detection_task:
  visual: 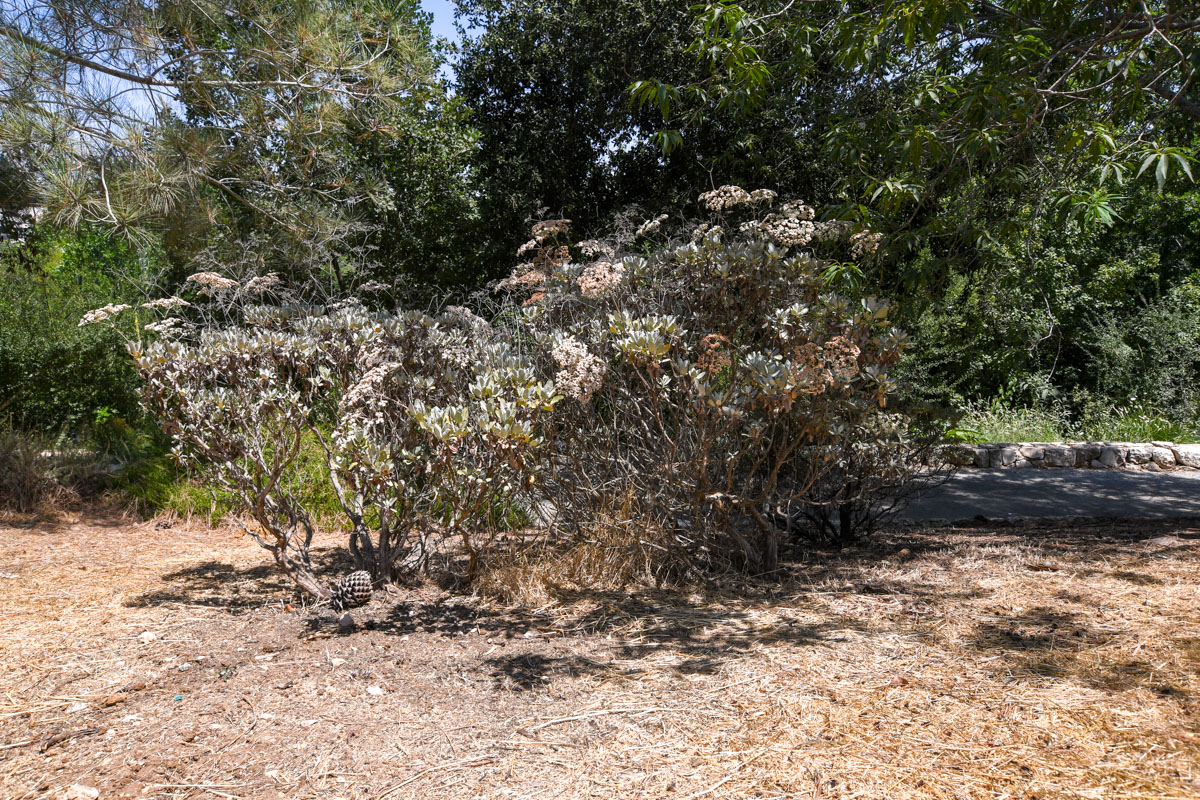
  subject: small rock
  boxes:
[338,613,356,633]
[1150,445,1177,468]
[992,446,1021,467]
[1098,446,1126,468]
[1148,535,1195,548]
[1127,444,1155,465]
[65,785,99,800]
[889,676,910,686]
[1043,446,1074,468]
[66,702,88,714]
[177,663,191,672]
[99,694,126,708]
[367,686,385,696]
[138,631,156,644]
[329,658,346,667]
[1174,444,1200,468]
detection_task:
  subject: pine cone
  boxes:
[331,570,372,610]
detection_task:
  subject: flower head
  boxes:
[185,271,239,296]
[552,336,606,402]
[79,304,131,326]
[577,261,626,299]
[699,185,751,212]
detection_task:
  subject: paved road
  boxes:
[898,468,1200,521]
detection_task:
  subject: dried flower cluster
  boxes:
[577,260,626,299]
[141,297,191,310]
[143,317,184,337]
[552,337,606,402]
[577,239,615,259]
[781,200,816,220]
[635,213,669,238]
[243,273,282,294]
[696,333,732,374]
[184,271,239,295]
[496,267,547,292]
[760,214,817,247]
[531,219,571,242]
[78,303,131,326]
[850,230,884,259]
[699,185,752,212]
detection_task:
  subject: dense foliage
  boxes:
[112,191,924,595]
[0,228,154,431]
[2,0,1200,534]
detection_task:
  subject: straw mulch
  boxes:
[0,510,1197,799]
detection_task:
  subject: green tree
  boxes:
[454,0,840,271]
[0,0,467,282]
[636,1,1199,283]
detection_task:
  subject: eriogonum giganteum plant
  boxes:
[95,271,559,598]
[87,187,917,596]
[494,189,914,572]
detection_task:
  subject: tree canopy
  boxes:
[634,0,1199,282]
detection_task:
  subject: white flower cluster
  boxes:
[576,239,615,259]
[358,279,389,294]
[531,219,571,242]
[443,305,488,329]
[141,297,191,310]
[691,222,723,241]
[144,317,184,337]
[850,230,884,259]
[760,214,816,247]
[577,261,626,299]
[781,200,816,220]
[78,303,131,326]
[750,189,777,203]
[552,336,606,403]
[339,362,398,432]
[516,238,539,257]
[635,214,669,239]
[496,266,547,292]
[185,271,239,296]
[243,273,282,295]
[699,185,751,212]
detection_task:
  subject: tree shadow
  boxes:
[127,546,353,608]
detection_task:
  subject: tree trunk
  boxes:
[273,548,331,600]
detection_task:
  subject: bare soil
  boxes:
[1,511,1198,799]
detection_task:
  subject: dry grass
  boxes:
[1,511,1197,799]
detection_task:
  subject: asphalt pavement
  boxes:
[898,468,1200,521]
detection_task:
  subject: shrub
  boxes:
[0,228,153,432]
[495,189,924,569]
[113,187,926,597]
[0,427,64,513]
[123,281,557,597]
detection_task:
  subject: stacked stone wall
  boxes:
[933,442,1200,471]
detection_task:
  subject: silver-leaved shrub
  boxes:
[108,187,927,597]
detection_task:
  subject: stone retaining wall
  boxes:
[935,442,1200,471]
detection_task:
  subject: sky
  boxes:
[421,0,462,44]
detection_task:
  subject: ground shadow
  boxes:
[127,546,354,608]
